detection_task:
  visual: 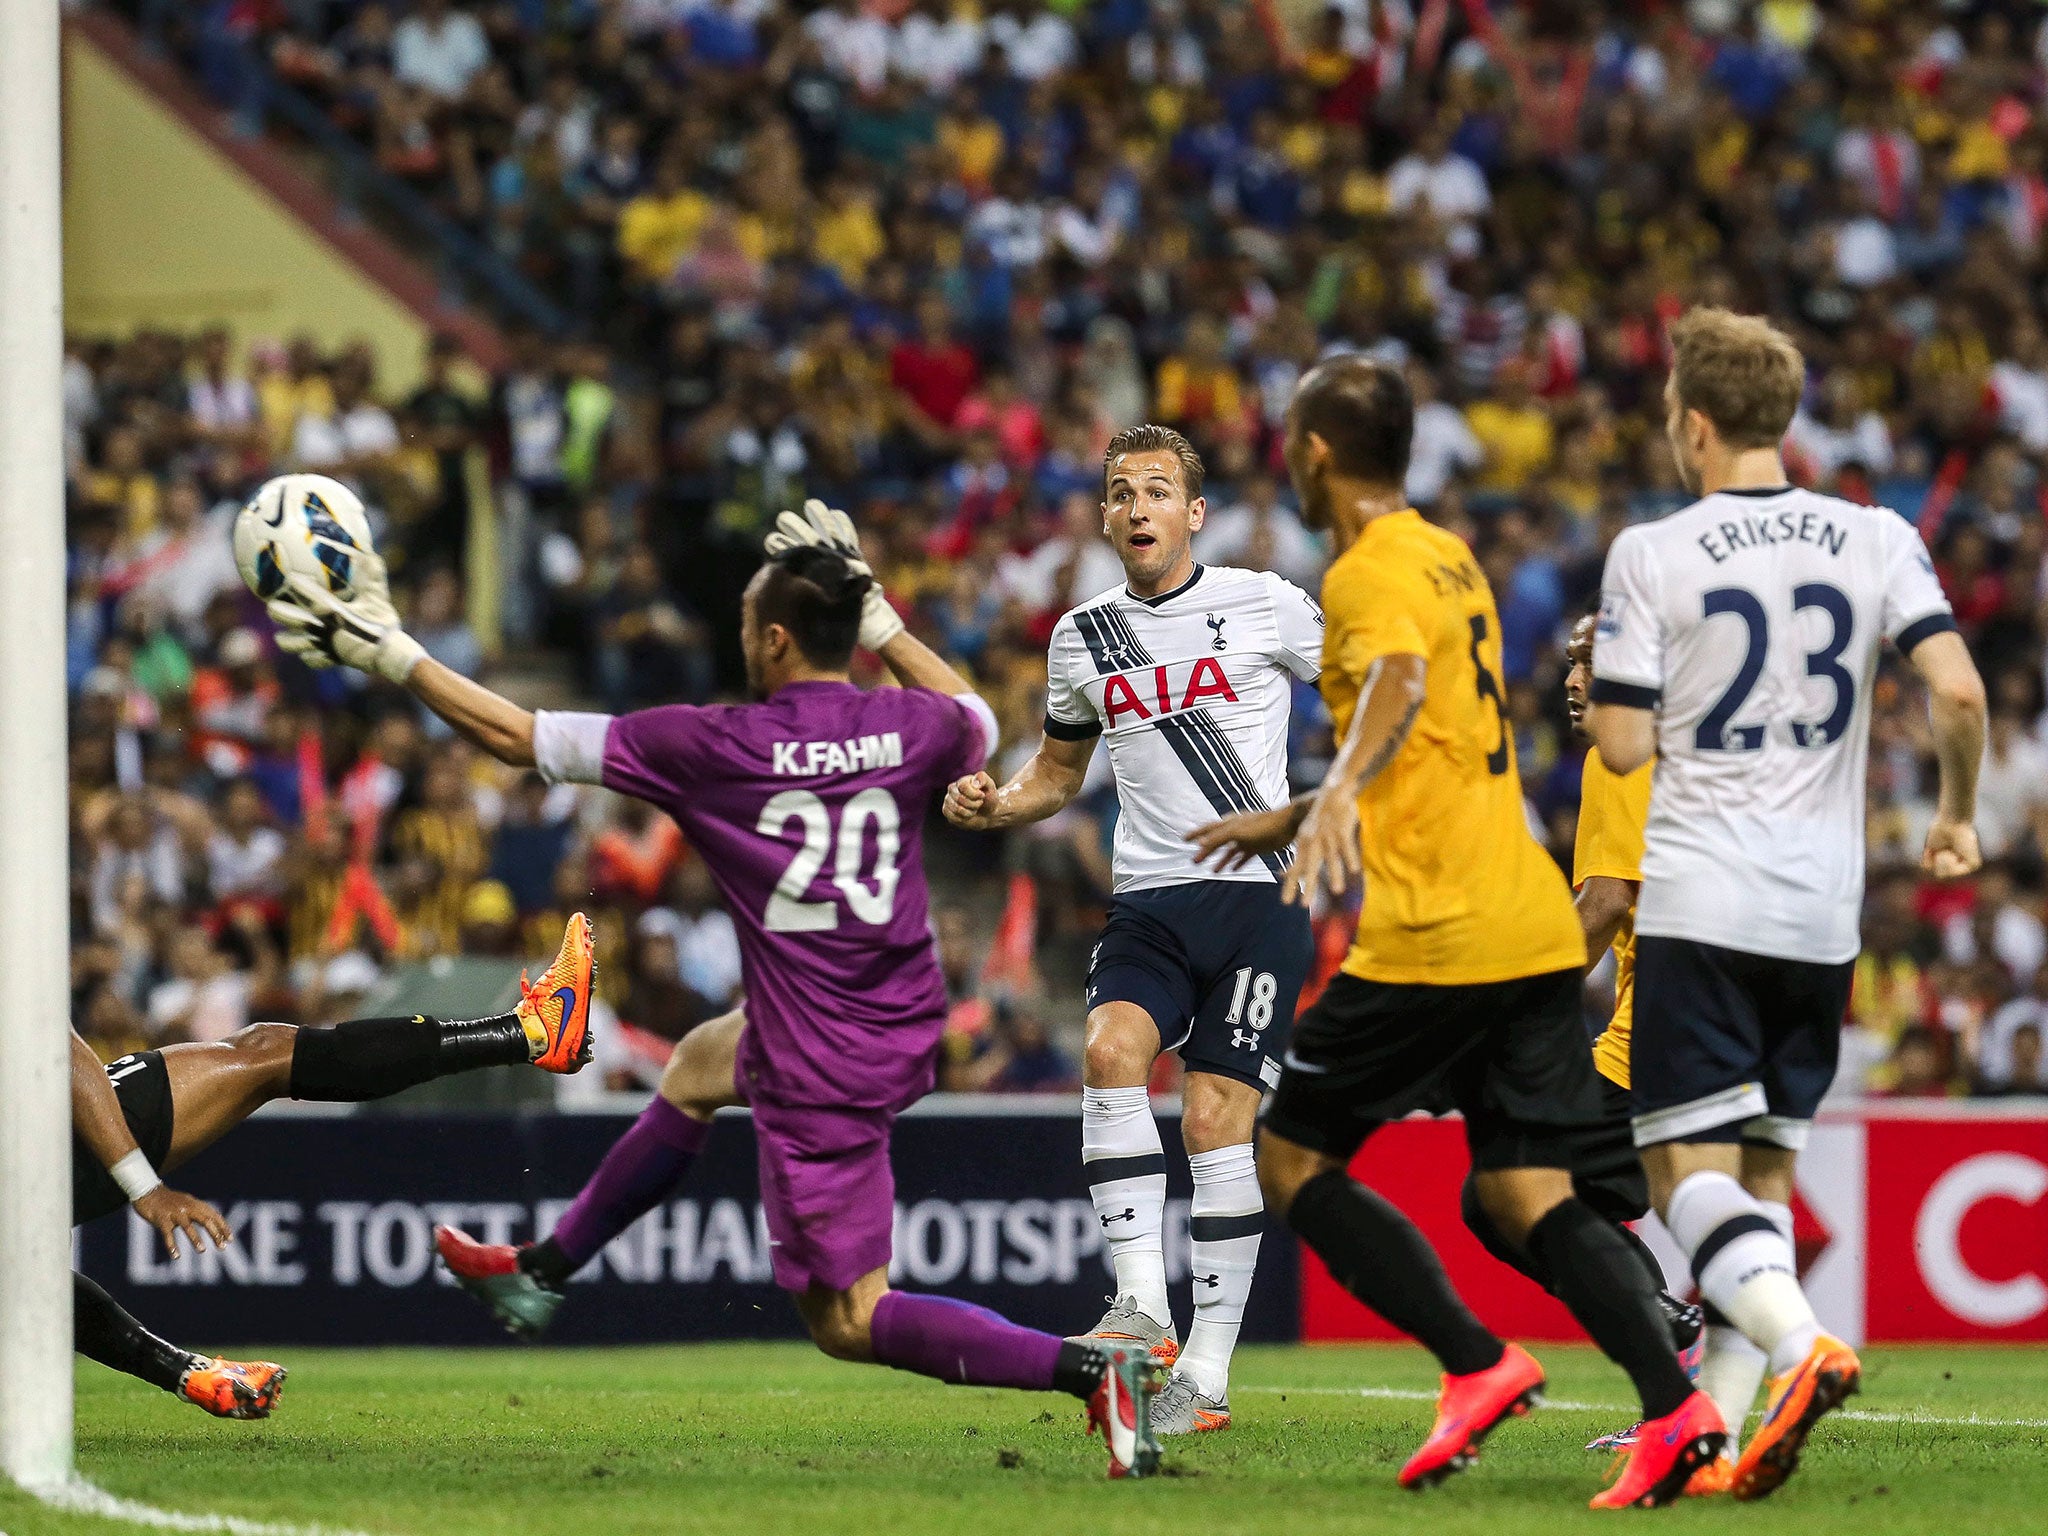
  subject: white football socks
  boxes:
[1668,1171,1820,1378]
[1180,1143,1263,1400]
[1082,1086,1170,1325]
[1697,1323,1768,1447]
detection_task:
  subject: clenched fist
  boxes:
[944,771,1001,830]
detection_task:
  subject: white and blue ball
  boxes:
[232,474,375,605]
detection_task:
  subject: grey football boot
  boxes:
[1069,1293,1179,1365]
[1149,1371,1231,1434]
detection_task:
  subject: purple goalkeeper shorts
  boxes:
[750,1098,897,1294]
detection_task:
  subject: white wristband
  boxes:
[110,1149,162,1203]
[377,629,428,685]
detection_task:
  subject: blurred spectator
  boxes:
[1976,966,2048,1094]
[1975,692,2048,864]
[639,857,744,1018]
[207,777,286,905]
[1874,1024,1959,1099]
[595,544,712,709]
[391,0,487,101]
[1197,470,1324,591]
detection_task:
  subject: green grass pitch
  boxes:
[5,1342,2045,1535]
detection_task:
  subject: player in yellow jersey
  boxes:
[1189,356,1724,1509]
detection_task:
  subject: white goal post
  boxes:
[0,0,76,1491]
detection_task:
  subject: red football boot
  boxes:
[1590,1391,1728,1510]
[1397,1341,1545,1490]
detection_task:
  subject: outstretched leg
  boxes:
[159,915,597,1169]
[158,1012,532,1168]
[73,1271,285,1419]
[520,1009,746,1286]
[803,1269,1165,1478]
[437,1009,747,1337]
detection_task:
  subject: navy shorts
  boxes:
[1086,880,1314,1092]
[1630,936,1855,1151]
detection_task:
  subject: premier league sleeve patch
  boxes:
[1596,590,1629,641]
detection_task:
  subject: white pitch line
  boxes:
[1241,1386,2048,1431]
[25,1478,384,1536]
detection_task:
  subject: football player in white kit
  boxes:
[944,425,1322,1434]
[1590,308,1988,1500]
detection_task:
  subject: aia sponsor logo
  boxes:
[1098,657,1239,728]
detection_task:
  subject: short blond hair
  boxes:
[1668,307,1805,449]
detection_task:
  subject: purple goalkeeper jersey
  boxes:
[597,682,986,1111]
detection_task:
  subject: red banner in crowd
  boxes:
[1299,1106,2048,1346]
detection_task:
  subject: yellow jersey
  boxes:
[1320,511,1585,985]
[1573,749,1652,1090]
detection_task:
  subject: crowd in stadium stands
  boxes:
[72,0,2048,1099]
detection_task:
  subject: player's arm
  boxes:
[263,555,542,767]
[1576,875,1638,967]
[1186,789,1312,872]
[1909,628,1988,878]
[71,1031,232,1259]
[1283,652,1427,905]
[943,732,1095,830]
[1587,530,1663,775]
[405,657,538,767]
[1587,704,1656,777]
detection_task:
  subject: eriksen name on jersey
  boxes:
[771,732,905,776]
[1694,506,1851,564]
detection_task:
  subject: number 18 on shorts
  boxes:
[1084,881,1314,1092]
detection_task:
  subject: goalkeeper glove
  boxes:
[763,498,904,652]
[266,564,426,686]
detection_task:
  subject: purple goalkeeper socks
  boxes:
[545,1096,710,1270]
[869,1291,1067,1392]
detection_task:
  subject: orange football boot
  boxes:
[1731,1334,1861,1500]
[179,1358,287,1419]
[519,912,595,1073]
[1397,1341,1545,1490]
[1686,1453,1738,1497]
[1590,1391,1727,1509]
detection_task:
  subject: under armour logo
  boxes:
[1206,614,1228,651]
[1193,1272,1221,1289]
[1231,1028,1259,1050]
[1100,1208,1137,1227]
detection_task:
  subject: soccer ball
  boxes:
[233,474,376,605]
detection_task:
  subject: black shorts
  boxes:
[72,1050,176,1227]
[1263,967,1605,1170]
[1086,880,1314,1092]
[1573,1076,1651,1224]
[1631,936,1855,1151]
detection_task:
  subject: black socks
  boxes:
[74,1271,199,1394]
[1527,1198,1695,1422]
[1051,1340,1111,1399]
[1460,1175,1703,1355]
[288,1014,531,1102]
[518,1236,574,1291]
[1288,1169,1504,1376]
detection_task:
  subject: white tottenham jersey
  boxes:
[1045,565,1323,892]
[1593,487,1956,964]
